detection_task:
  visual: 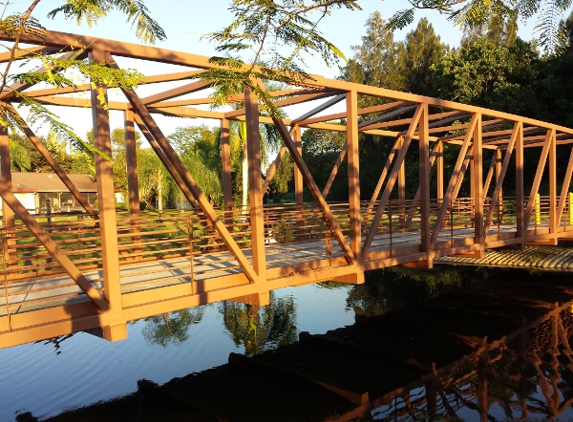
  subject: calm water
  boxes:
[0,283,354,421]
[3,267,573,421]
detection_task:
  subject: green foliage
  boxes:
[0,0,164,158]
[47,0,166,44]
[203,0,361,116]
[385,0,572,53]
[8,138,31,171]
[342,12,406,104]
[266,151,294,200]
[301,127,347,201]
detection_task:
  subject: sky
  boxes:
[5,1,560,140]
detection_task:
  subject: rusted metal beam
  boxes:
[473,113,484,245]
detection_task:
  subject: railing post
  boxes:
[244,86,266,283]
[90,49,125,340]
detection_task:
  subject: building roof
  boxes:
[11,173,98,193]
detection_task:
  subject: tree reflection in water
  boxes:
[142,306,206,347]
[346,267,472,317]
[219,292,297,355]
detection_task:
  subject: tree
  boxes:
[203,0,361,116]
[0,1,166,153]
[402,17,447,96]
[386,0,572,53]
[342,11,406,106]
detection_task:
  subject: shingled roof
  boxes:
[11,173,97,193]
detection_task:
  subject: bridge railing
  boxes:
[0,202,348,315]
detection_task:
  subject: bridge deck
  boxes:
[2,220,571,321]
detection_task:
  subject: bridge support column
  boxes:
[221,118,233,226]
[245,86,266,282]
[419,103,432,262]
[516,123,525,241]
[473,114,484,246]
[347,90,361,257]
[124,110,142,261]
[549,129,557,235]
[294,125,305,236]
[436,141,444,202]
[91,49,122,312]
[0,126,15,265]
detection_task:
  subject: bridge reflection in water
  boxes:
[2,29,573,348]
[25,270,573,422]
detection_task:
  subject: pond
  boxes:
[2,266,573,421]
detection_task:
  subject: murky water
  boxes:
[3,267,573,421]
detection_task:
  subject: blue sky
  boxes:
[24,1,535,78]
[27,1,553,74]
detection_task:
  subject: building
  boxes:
[5,173,99,214]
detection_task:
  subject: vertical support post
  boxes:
[419,103,432,260]
[90,49,122,313]
[124,110,141,260]
[0,126,14,264]
[473,113,484,245]
[244,86,266,282]
[221,118,233,226]
[516,123,524,240]
[495,149,503,201]
[294,125,304,207]
[125,110,140,214]
[346,90,361,258]
[549,131,557,234]
[535,193,541,226]
[398,136,406,226]
[293,125,305,238]
[436,141,444,202]
[569,192,573,226]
